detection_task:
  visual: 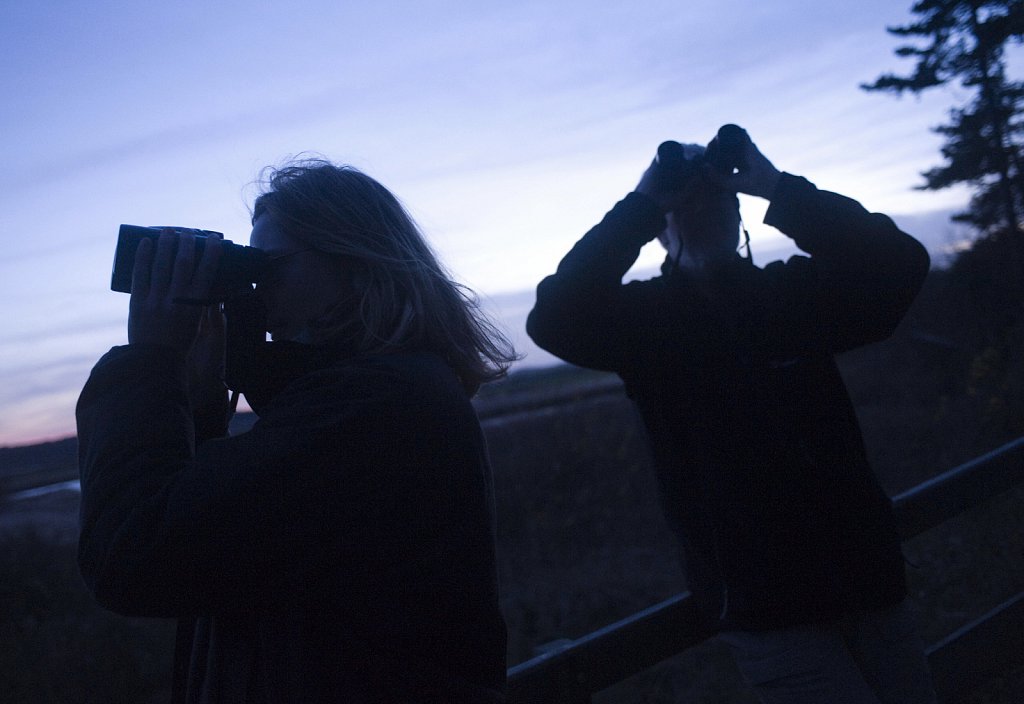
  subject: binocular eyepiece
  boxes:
[110,225,268,300]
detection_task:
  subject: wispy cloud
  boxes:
[0,0,974,444]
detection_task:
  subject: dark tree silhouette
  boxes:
[863,0,1024,235]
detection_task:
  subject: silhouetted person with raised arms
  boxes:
[77,160,515,703]
[527,126,937,703]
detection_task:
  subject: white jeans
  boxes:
[717,601,937,704]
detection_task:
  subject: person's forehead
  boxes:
[250,214,303,253]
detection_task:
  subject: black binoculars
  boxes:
[110,225,267,300]
[109,225,272,392]
[653,124,750,190]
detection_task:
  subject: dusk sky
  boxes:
[1,1,984,446]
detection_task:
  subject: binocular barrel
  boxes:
[111,225,267,299]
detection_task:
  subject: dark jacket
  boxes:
[527,173,930,631]
[76,346,507,703]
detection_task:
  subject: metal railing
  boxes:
[507,436,1024,703]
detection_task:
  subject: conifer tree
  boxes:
[863,0,1024,235]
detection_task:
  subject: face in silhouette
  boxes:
[250,215,350,343]
[659,176,741,266]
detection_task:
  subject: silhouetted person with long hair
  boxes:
[527,126,937,703]
[77,160,515,703]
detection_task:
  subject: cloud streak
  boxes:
[0,0,975,445]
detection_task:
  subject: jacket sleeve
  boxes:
[759,173,931,355]
[76,347,468,617]
[526,192,667,370]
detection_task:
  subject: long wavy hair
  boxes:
[252,159,516,395]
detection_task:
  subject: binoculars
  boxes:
[653,124,750,190]
[110,225,267,300]
[109,225,270,392]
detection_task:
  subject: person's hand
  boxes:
[703,130,782,200]
[128,230,223,356]
[185,297,227,403]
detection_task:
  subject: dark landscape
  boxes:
[2,230,1024,702]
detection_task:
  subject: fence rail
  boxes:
[508,435,1024,703]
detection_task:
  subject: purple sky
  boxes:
[0,1,985,446]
